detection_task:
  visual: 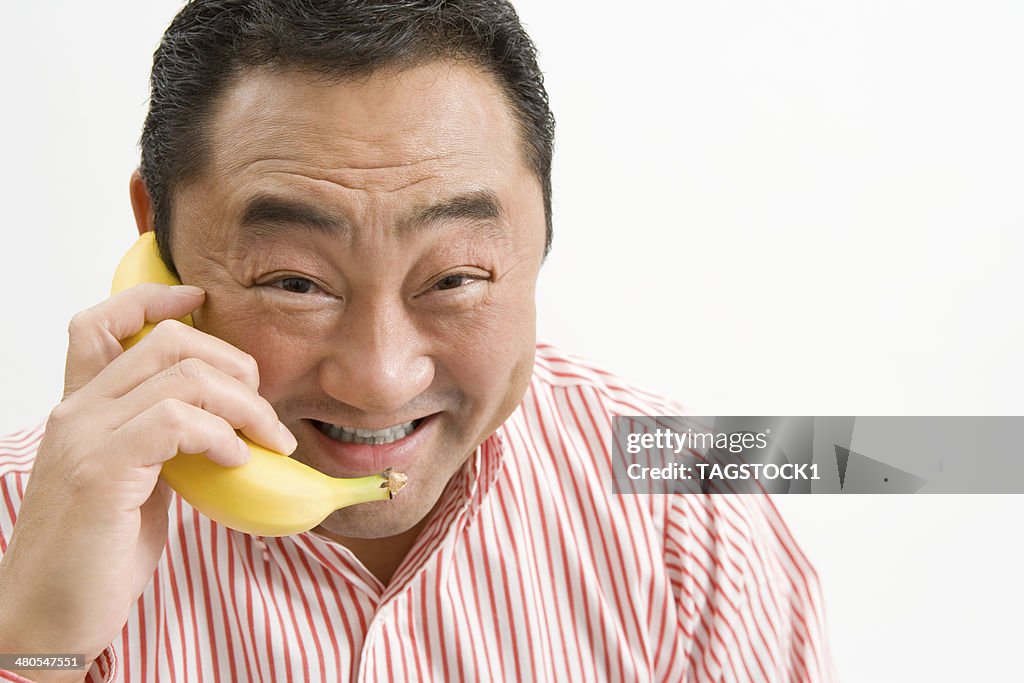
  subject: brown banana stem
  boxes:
[378,467,409,499]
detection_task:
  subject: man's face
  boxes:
[168,61,546,538]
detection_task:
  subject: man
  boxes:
[0,1,835,681]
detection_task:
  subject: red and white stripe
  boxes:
[0,343,836,682]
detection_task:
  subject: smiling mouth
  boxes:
[312,418,427,445]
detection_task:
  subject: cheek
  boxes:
[431,283,537,407]
[192,297,313,399]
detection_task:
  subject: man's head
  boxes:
[140,0,554,265]
[129,0,554,539]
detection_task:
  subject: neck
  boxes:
[328,521,427,585]
[314,501,441,586]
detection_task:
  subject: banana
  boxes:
[110,231,406,536]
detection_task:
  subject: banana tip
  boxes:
[379,467,409,499]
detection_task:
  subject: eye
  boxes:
[433,273,477,291]
[272,276,319,294]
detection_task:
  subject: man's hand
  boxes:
[0,283,297,675]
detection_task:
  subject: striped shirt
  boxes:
[0,343,836,682]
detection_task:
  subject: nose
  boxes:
[317,296,434,416]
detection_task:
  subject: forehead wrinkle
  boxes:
[207,71,510,186]
[224,152,462,195]
[208,77,474,185]
[224,144,458,173]
[297,166,445,195]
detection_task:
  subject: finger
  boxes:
[110,357,296,455]
[78,316,262,401]
[110,398,252,469]
[64,283,206,397]
[137,480,173,562]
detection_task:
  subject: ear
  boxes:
[129,169,155,236]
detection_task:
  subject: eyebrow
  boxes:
[404,189,504,235]
[239,195,349,241]
[237,189,506,242]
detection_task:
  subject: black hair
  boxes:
[140,0,555,267]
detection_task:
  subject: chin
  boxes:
[316,476,443,539]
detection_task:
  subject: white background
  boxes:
[2,1,1022,680]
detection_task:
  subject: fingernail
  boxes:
[171,285,205,296]
[279,422,298,453]
[237,436,251,462]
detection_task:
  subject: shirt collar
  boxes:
[289,421,509,597]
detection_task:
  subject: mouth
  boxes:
[311,417,427,445]
[306,415,435,476]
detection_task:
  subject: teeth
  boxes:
[317,420,417,445]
